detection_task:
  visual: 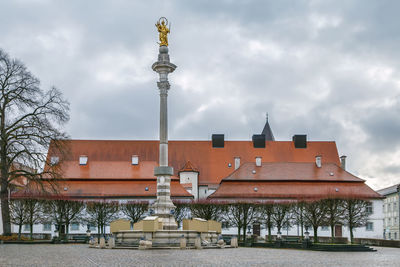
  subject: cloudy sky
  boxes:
[1,0,400,190]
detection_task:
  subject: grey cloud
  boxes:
[1,0,400,189]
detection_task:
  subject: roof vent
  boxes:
[315,155,322,168]
[145,187,149,191]
[234,157,240,170]
[63,187,68,191]
[293,135,307,148]
[255,157,262,167]
[132,155,139,165]
[252,134,266,148]
[228,163,232,167]
[79,155,88,165]
[335,188,339,192]
[254,187,258,192]
[329,172,334,176]
[340,155,347,170]
[50,156,59,166]
[212,134,224,148]
[252,170,256,174]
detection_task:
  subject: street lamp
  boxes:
[304,225,310,240]
[86,224,91,243]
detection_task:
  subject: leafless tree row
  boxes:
[9,198,148,239]
[9,197,371,243]
[174,198,372,244]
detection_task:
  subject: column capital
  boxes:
[157,81,170,95]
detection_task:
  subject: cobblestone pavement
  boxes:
[0,244,399,267]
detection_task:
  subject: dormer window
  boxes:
[79,155,88,165]
[50,156,59,166]
[132,155,139,165]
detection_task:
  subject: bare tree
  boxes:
[189,200,225,221]
[225,202,260,243]
[24,198,43,240]
[303,200,327,243]
[272,203,292,236]
[323,198,345,242]
[292,201,306,240]
[260,203,274,242]
[343,199,370,244]
[9,198,27,240]
[121,201,148,227]
[85,201,119,235]
[63,200,85,234]
[172,200,189,228]
[0,49,69,235]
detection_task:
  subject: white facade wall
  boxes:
[223,199,384,240]
[0,200,3,235]
[12,223,111,238]
[383,193,399,240]
[198,186,215,199]
[179,171,198,200]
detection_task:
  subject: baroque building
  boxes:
[377,184,400,240]
[9,119,384,240]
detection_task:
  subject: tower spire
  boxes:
[262,112,275,141]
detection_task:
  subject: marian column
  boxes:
[151,17,178,230]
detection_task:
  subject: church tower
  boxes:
[261,114,275,141]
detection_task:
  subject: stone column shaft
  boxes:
[151,45,177,230]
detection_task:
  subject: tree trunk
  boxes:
[243,224,247,245]
[30,223,33,240]
[350,226,354,244]
[267,225,272,242]
[300,222,304,240]
[330,224,335,243]
[313,226,318,243]
[1,180,11,236]
[237,227,240,242]
[18,224,22,240]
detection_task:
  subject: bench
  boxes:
[284,237,300,243]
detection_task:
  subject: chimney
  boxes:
[234,157,241,170]
[255,157,262,167]
[315,155,322,168]
[340,155,346,170]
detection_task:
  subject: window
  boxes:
[366,202,373,214]
[23,224,30,231]
[132,155,139,165]
[70,223,80,231]
[389,218,391,226]
[79,155,88,165]
[366,222,373,231]
[89,225,97,231]
[321,226,329,231]
[50,156,59,165]
[388,203,391,212]
[43,223,52,231]
[395,232,398,240]
[389,232,391,239]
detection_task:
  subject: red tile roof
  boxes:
[47,140,341,185]
[179,161,198,173]
[208,181,381,200]
[12,179,193,199]
[209,162,382,200]
[224,162,364,182]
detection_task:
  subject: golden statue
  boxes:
[155,17,170,46]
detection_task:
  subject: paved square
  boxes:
[0,244,399,266]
